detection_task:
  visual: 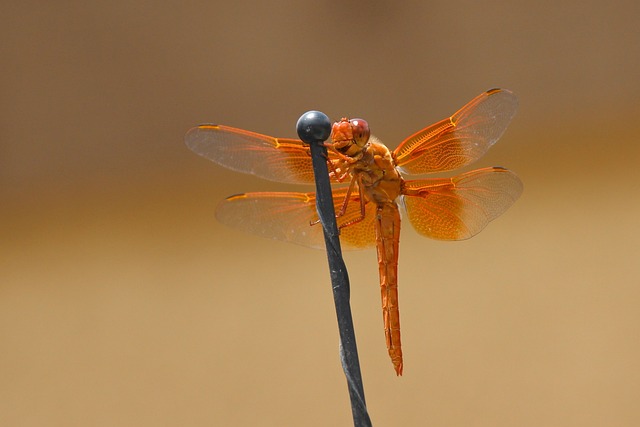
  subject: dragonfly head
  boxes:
[330,117,370,155]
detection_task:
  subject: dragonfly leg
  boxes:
[337,176,367,229]
[326,158,349,183]
[335,176,358,217]
[308,175,366,228]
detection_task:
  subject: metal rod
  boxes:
[297,111,372,427]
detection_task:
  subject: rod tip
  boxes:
[296,110,331,144]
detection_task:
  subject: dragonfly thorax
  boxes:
[355,141,404,204]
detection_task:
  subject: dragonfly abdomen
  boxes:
[374,202,403,375]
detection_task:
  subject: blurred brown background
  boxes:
[2,0,639,425]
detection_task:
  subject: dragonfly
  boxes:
[185,88,523,376]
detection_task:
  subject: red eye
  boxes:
[349,118,370,146]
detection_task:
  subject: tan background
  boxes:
[2,0,639,425]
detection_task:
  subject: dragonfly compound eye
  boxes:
[349,118,370,147]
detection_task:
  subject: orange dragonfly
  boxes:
[185,88,523,376]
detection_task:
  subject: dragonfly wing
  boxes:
[216,187,377,250]
[186,124,340,184]
[393,89,518,174]
[402,167,523,240]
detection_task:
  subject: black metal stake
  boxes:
[296,111,372,427]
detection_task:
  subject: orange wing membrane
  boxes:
[402,167,523,240]
[186,89,523,376]
[185,124,341,184]
[393,89,518,174]
[216,187,378,250]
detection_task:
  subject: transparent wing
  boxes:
[402,167,523,240]
[216,187,377,250]
[185,124,341,184]
[393,89,518,174]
